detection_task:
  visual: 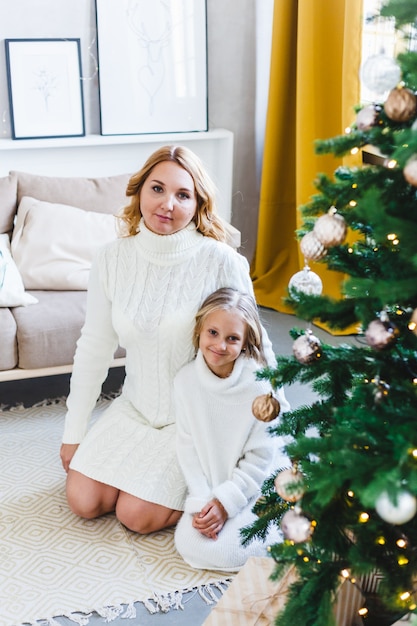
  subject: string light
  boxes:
[349,200,357,207]
[358,607,368,616]
[376,535,386,545]
[396,538,407,548]
[398,555,409,565]
[359,512,370,523]
[351,147,359,155]
[400,591,411,601]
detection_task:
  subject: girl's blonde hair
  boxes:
[193,287,267,366]
[118,145,227,241]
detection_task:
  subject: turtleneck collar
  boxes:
[195,348,259,399]
[135,218,203,264]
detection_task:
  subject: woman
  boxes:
[60,145,288,534]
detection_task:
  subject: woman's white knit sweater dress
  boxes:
[174,350,285,571]
[63,220,286,511]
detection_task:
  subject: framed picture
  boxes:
[95,0,208,135]
[5,39,85,140]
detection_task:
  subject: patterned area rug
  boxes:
[0,397,231,626]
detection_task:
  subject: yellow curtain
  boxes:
[251,0,363,315]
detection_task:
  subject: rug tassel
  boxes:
[198,585,216,605]
[142,598,159,614]
[65,612,92,625]
[95,605,124,622]
[170,590,184,610]
[121,602,136,619]
[152,593,171,613]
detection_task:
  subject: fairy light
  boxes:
[408,321,417,331]
[348,247,354,253]
[387,233,400,245]
[347,490,355,498]
[351,147,359,155]
[352,183,358,189]
[400,591,411,601]
[396,538,407,548]
[345,126,352,134]
[341,569,350,579]
[349,200,357,207]
[376,536,386,545]
[358,607,368,616]
[398,555,409,565]
[359,512,370,523]
[411,449,417,458]
[386,159,397,168]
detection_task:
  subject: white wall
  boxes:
[0,0,260,260]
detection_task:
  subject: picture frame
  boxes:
[95,0,208,135]
[5,39,85,140]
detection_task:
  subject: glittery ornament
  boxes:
[356,105,379,131]
[252,392,280,423]
[365,318,398,350]
[404,156,417,187]
[281,507,314,543]
[288,264,323,298]
[293,330,322,364]
[274,467,305,503]
[300,231,327,262]
[384,86,417,123]
[375,490,417,525]
[360,53,401,95]
[313,208,347,247]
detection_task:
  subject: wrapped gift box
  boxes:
[203,556,365,626]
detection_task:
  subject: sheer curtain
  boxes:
[251,0,363,314]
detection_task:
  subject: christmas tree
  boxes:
[244,1,417,625]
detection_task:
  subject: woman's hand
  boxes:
[192,498,228,540]
[60,443,79,473]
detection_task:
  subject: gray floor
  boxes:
[1,308,354,625]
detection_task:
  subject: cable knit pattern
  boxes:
[174,351,286,570]
[62,220,279,510]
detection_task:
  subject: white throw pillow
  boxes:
[0,234,38,307]
[11,197,118,290]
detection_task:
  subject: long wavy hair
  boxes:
[117,145,227,241]
[193,287,267,366]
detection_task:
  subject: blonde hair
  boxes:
[118,145,227,241]
[193,288,267,365]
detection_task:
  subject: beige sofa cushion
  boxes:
[11,197,118,290]
[12,171,131,214]
[0,308,18,370]
[0,234,38,307]
[12,290,125,370]
[0,173,18,235]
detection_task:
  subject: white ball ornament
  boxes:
[360,53,401,96]
[365,319,398,350]
[300,231,327,262]
[288,264,323,299]
[281,507,314,543]
[313,208,347,247]
[375,490,417,525]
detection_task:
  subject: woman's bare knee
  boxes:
[116,493,182,533]
[66,470,118,519]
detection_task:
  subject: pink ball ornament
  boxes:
[281,507,314,543]
[274,468,305,503]
[404,156,417,187]
[356,105,378,131]
[300,232,326,262]
[313,209,347,247]
[365,319,398,350]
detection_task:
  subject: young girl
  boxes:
[174,287,287,571]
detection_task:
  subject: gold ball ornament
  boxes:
[365,319,398,350]
[384,86,417,123]
[281,507,314,543]
[274,467,305,503]
[293,330,322,364]
[300,231,327,262]
[252,392,280,422]
[404,157,417,187]
[313,208,347,247]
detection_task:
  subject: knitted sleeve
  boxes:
[62,247,120,443]
[211,420,276,519]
